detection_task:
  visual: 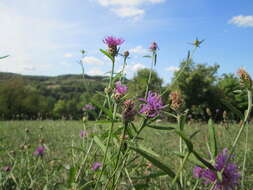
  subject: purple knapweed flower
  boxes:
[82,104,95,111]
[139,91,164,118]
[2,166,12,172]
[33,146,46,157]
[103,36,124,48]
[80,130,87,138]
[114,81,128,97]
[193,148,240,190]
[149,42,158,52]
[91,162,102,171]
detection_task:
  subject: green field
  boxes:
[0,120,252,189]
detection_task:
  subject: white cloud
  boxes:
[166,66,179,72]
[111,7,144,18]
[126,63,146,72]
[229,15,253,27]
[82,56,105,65]
[64,53,73,58]
[97,0,165,19]
[129,45,147,55]
[87,68,104,76]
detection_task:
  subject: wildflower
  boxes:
[169,91,183,111]
[122,100,136,123]
[80,130,87,138]
[114,81,128,100]
[91,162,102,171]
[2,166,11,172]
[237,68,252,90]
[103,36,124,57]
[140,91,164,118]
[149,42,158,52]
[33,146,46,157]
[123,51,130,58]
[82,104,95,111]
[193,148,240,190]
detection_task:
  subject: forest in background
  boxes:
[0,59,248,121]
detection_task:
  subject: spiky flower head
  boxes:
[140,91,164,118]
[122,99,137,123]
[193,148,240,190]
[114,81,128,100]
[149,42,158,52]
[82,104,95,111]
[103,36,124,57]
[237,68,252,90]
[80,130,87,138]
[91,162,102,171]
[33,146,46,157]
[169,91,183,111]
[2,166,12,172]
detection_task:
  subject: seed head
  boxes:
[122,100,136,123]
[169,91,183,111]
[237,68,252,90]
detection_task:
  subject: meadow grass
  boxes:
[0,120,252,189]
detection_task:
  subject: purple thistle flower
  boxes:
[82,104,95,111]
[114,81,128,96]
[33,146,46,157]
[193,148,240,190]
[139,91,164,118]
[2,166,12,172]
[79,130,87,138]
[103,36,124,48]
[149,42,158,52]
[91,162,102,171]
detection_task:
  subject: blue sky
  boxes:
[0,0,253,84]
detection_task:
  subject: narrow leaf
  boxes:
[208,119,217,158]
[100,49,114,62]
[147,125,175,131]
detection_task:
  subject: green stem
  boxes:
[94,103,117,190]
[242,121,249,188]
[145,52,155,99]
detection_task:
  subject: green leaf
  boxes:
[189,130,201,139]
[67,167,76,187]
[192,151,216,171]
[154,53,157,66]
[0,55,9,59]
[173,152,205,168]
[129,146,179,185]
[146,124,175,131]
[138,144,160,157]
[174,130,193,152]
[208,119,217,158]
[221,98,244,120]
[100,49,114,62]
[143,55,152,58]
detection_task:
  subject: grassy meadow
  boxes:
[0,120,252,189]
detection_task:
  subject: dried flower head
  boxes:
[33,146,46,157]
[237,68,252,90]
[122,99,136,122]
[149,42,158,52]
[169,91,183,111]
[193,148,240,190]
[103,36,124,57]
[140,91,164,118]
[91,162,102,171]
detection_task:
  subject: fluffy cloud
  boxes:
[126,63,146,72]
[229,15,253,27]
[166,66,179,72]
[82,56,105,65]
[97,0,165,19]
[129,45,148,55]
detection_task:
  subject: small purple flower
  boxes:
[2,166,12,172]
[114,81,128,96]
[80,130,87,138]
[82,104,95,111]
[149,42,158,52]
[139,91,164,118]
[103,36,124,48]
[193,148,240,190]
[91,162,102,171]
[33,146,46,157]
